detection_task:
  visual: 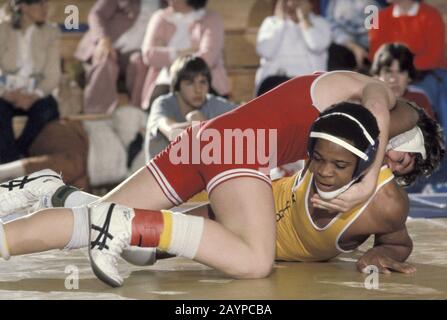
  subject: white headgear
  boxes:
[387,126,426,160]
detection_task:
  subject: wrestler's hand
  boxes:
[310,170,376,213]
[357,248,416,274]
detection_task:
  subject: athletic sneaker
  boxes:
[0,169,65,218]
[88,202,134,288]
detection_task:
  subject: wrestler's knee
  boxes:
[232,252,274,279]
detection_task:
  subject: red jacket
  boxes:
[369,3,447,71]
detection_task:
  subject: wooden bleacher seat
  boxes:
[1,0,271,104]
[47,0,271,103]
[208,0,272,30]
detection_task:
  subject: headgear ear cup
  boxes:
[353,138,379,179]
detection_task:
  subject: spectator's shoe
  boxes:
[88,202,134,288]
[0,169,64,219]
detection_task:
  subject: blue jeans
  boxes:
[0,95,59,164]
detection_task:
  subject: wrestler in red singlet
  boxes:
[147,73,323,205]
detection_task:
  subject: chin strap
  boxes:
[314,179,357,201]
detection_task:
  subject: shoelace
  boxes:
[96,232,130,272]
[108,232,130,258]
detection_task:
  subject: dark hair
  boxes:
[313,102,380,153]
[309,102,380,178]
[395,102,445,187]
[10,0,45,29]
[370,43,417,80]
[256,75,290,97]
[170,55,211,92]
[186,0,208,10]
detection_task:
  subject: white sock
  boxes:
[63,206,89,250]
[64,191,99,208]
[165,213,204,259]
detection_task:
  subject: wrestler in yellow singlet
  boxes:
[188,166,394,262]
[274,166,393,262]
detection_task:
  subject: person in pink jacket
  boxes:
[75,0,160,114]
[140,0,230,110]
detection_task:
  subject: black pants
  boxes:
[0,95,59,164]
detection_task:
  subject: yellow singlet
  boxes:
[274,166,394,262]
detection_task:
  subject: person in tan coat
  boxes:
[0,0,60,164]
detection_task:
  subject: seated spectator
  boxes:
[255,0,331,96]
[0,106,148,191]
[0,0,60,164]
[140,0,230,110]
[324,0,380,72]
[368,0,447,119]
[369,0,446,71]
[370,43,434,118]
[75,0,159,114]
[145,55,235,160]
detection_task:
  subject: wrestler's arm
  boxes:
[313,72,419,137]
[311,72,391,211]
[389,98,420,138]
[356,183,416,274]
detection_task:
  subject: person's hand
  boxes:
[357,248,417,274]
[186,110,207,122]
[345,41,368,69]
[93,37,117,62]
[274,0,288,20]
[2,89,21,104]
[14,92,39,111]
[310,169,377,213]
[176,47,197,57]
[296,0,312,22]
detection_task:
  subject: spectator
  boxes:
[0,106,148,191]
[369,0,447,138]
[324,0,380,72]
[75,0,160,114]
[145,55,235,160]
[369,0,446,71]
[0,0,60,164]
[255,0,331,96]
[370,43,434,118]
[140,0,229,110]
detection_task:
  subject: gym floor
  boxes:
[0,217,446,300]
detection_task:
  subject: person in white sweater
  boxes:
[255,0,331,96]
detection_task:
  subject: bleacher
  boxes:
[4,0,446,105]
[0,0,271,136]
[44,0,272,104]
